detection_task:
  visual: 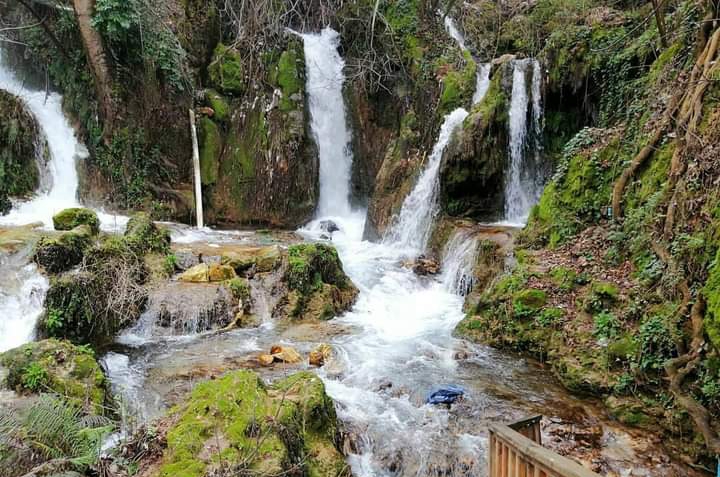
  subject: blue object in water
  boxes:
[426,385,466,405]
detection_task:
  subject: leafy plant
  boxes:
[593,311,620,340]
[21,363,49,392]
[45,308,64,334]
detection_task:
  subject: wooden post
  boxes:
[189,109,204,229]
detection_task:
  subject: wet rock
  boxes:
[149,282,237,333]
[309,343,333,367]
[0,339,106,415]
[270,345,302,364]
[53,208,100,235]
[403,255,440,276]
[145,371,348,477]
[221,244,281,273]
[180,263,236,282]
[258,354,275,366]
[33,225,93,273]
[320,220,340,233]
[173,249,200,271]
[208,263,236,281]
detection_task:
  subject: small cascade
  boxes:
[300,28,354,218]
[440,229,480,296]
[0,49,82,226]
[472,63,492,105]
[386,108,469,253]
[503,58,544,225]
[0,256,49,352]
[443,15,467,51]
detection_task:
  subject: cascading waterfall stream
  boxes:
[301,28,354,218]
[473,63,492,105]
[440,229,480,296]
[503,58,544,225]
[385,108,469,253]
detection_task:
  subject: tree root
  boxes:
[665,296,720,455]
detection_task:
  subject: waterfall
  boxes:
[472,63,491,105]
[503,59,544,225]
[443,15,467,51]
[440,229,480,296]
[386,108,469,253]
[0,49,82,227]
[301,28,354,218]
[0,257,49,352]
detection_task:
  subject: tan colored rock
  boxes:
[180,263,210,282]
[309,343,333,367]
[222,245,281,273]
[270,346,302,364]
[208,263,237,281]
[258,354,275,366]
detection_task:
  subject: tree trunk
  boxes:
[651,0,668,48]
[72,0,115,141]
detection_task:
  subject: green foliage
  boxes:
[536,307,564,327]
[286,244,348,294]
[704,248,720,350]
[21,363,49,392]
[0,395,113,476]
[513,289,547,317]
[198,117,222,186]
[45,308,64,334]
[274,47,303,112]
[205,89,229,122]
[583,281,619,313]
[593,311,620,340]
[124,212,171,255]
[163,254,178,275]
[227,277,251,303]
[637,313,677,373]
[53,208,100,235]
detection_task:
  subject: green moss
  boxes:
[158,370,343,477]
[52,208,100,235]
[208,43,244,94]
[513,289,547,317]
[438,55,477,114]
[198,117,222,186]
[0,339,107,414]
[124,212,171,254]
[704,247,720,349]
[33,225,94,274]
[205,89,229,122]
[275,48,303,112]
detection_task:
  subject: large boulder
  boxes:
[33,225,93,273]
[0,339,107,414]
[124,212,171,254]
[150,370,348,477]
[221,244,282,273]
[0,91,46,214]
[180,263,237,283]
[52,208,100,235]
[275,244,358,321]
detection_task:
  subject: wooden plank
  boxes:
[488,424,601,477]
[490,432,496,477]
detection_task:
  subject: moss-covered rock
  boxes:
[513,289,548,316]
[33,225,93,273]
[124,212,171,255]
[0,90,46,214]
[151,370,348,477]
[0,339,106,414]
[52,208,100,235]
[208,43,245,95]
[198,117,222,186]
[276,244,358,322]
[205,89,230,122]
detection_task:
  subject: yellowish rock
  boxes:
[179,263,210,282]
[271,346,302,364]
[258,354,275,366]
[309,343,333,367]
[208,263,236,281]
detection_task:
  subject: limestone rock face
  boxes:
[0,339,107,415]
[148,371,349,477]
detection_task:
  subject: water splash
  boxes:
[440,229,480,296]
[385,108,469,254]
[301,28,354,218]
[0,256,49,352]
[503,59,545,225]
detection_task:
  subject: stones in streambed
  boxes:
[221,244,282,273]
[139,370,348,477]
[53,207,100,235]
[320,219,340,233]
[0,339,107,415]
[309,343,333,367]
[275,243,358,322]
[258,345,303,366]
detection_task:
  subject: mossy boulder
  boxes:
[152,370,348,477]
[0,90,46,214]
[124,212,171,255]
[40,237,149,346]
[208,43,244,95]
[198,117,222,186]
[276,244,358,322]
[52,208,100,235]
[0,339,106,414]
[513,289,547,317]
[33,225,93,273]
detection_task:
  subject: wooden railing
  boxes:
[489,416,601,477]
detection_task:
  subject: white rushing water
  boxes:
[440,229,480,296]
[443,15,467,51]
[301,28,354,218]
[0,256,49,352]
[503,58,544,225]
[473,63,492,105]
[385,108,469,254]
